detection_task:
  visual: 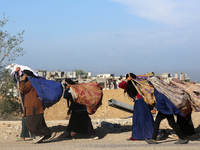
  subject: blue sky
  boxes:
[1,0,200,81]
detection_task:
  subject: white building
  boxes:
[96,74,114,78]
[67,71,76,79]
[161,72,190,84]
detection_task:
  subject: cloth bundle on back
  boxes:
[70,81,103,115]
[171,79,200,112]
[131,79,156,109]
[145,76,189,144]
[21,70,63,108]
[6,63,63,108]
[148,77,189,109]
[28,77,63,108]
[124,72,156,109]
[136,72,155,83]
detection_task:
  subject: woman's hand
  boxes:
[22,74,27,81]
[66,83,71,89]
[126,76,133,81]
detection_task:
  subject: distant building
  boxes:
[87,71,92,78]
[161,73,173,83]
[35,70,66,81]
[161,72,190,83]
[78,73,120,90]
[180,73,190,82]
[96,74,114,78]
[35,70,47,78]
[67,71,76,79]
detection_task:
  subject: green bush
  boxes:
[0,70,21,120]
[0,98,20,120]
[0,15,24,120]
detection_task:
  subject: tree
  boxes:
[0,69,20,120]
[0,14,25,81]
[75,69,88,78]
[0,14,25,120]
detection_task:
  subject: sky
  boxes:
[1,0,200,82]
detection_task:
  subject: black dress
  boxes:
[64,89,95,135]
[177,112,195,136]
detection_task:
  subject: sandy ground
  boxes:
[1,89,200,149]
[44,89,135,120]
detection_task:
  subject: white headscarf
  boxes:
[6,63,39,76]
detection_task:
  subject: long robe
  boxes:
[131,98,154,140]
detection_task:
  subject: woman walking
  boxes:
[118,73,155,140]
[63,78,98,140]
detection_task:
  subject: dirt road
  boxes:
[1,132,200,150]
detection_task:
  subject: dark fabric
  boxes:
[23,70,39,78]
[20,117,30,138]
[126,73,137,79]
[64,89,87,112]
[126,80,138,99]
[64,88,71,108]
[125,73,138,99]
[25,113,51,138]
[131,98,154,140]
[13,71,25,114]
[65,78,76,85]
[177,112,195,136]
[67,111,91,134]
[154,88,184,116]
[13,71,20,83]
[64,89,95,135]
[152,112,184,140]
[87,117,96,135]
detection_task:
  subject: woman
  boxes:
[13,68,35,141]
[20,72,51,144]
[145,77,188,144]
[63,78,98,139]
[118,73,155,140]
[177,100,196,138]
[171,79,196,138]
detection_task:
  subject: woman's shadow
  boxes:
[43,121,132,143]
[158,125,200,143]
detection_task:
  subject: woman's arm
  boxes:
[118,76,133,90]
[19,74,32,94]
[118,81,127,90]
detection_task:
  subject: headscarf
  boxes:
[64,78,76,86]
[6,63,39,76]
[125,73,138,99]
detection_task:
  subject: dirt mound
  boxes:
[44,89,134,120]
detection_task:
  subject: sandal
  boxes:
[15,137,25,141]
[126,137,138,141]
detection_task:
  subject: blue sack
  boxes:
[28,77,63,108]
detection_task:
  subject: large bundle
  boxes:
[184,82,200,93]
[28,77,64,108]
[131,79,156,109]
[171,80,200,112]
[136,72,154,84]
[148,77,189,109]
[70,81,103,115]
[6,63,63,108]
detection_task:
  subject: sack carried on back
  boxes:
[70,81,103,115]
[28,77,64,108]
